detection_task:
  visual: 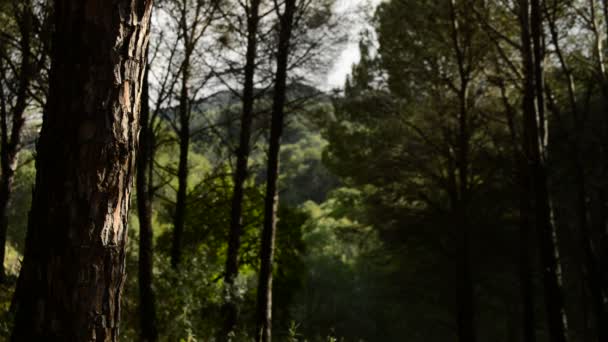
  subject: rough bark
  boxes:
[521,1,569,341]
[11,0,153,340]
[0,2,32,283]
[137,63,158,342]
[255,1,296,341]
[222,0,261,335]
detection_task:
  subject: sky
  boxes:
[325,0,383,89]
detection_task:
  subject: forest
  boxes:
[0,0,608,341]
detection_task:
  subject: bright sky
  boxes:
[325,0,383,89]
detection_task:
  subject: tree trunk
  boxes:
[170,47,191,270]
[255,1,296,341]
[573,164,608,342]
[0,2,32,283]
[446,1,476,338]
[456,212,475,342]
[501,64,537,342]
[521,1,569,341]
[11,0,153,340]
[137,62,158,342]
[519,163,537,342]
[591,189,608,299]
[222,0,261,336]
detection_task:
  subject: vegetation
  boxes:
[1,0,608,341]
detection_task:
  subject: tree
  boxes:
[11,0,153,339]
[137,61,158,342]
[222,0,262,335]
[519,0,569,340]
[0,0,33,283]
[255,0,296,341]
[162,0,220,270]
[542,1,608,340]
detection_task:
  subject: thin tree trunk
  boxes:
[137,62,158,342]
[255,1,296,341]
[574,164,608,342]
[171,47,191,270]
[222,0,261,335]
[11,0,153,340]
[446,1,476,338]
[500,70,537,342]
[591,189,608,297]
[546,5,608,336]
[519,165,537,342]
[0,2,32,283]
[456,223,475,342]
[522,1,569,340]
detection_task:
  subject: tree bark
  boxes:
[255,1,296,341]
[137,62,158,342]
[11,0,153,340]
[521,1,569,341]
[0,2,32,283]
[222,0,261,336]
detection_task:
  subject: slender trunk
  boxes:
[519,160,537,342]
[603,0,608,53]
[548,0,607,335]
[455,68,475,342]
[0,3,32,283]
[255,2,296,341]
[222,0,261,335]
[11,0,152,340]
[522,1,569,340]
[171,49,191,270]
[446,1,476,338]
[591,190,608,296]
[137,63,158,342]
[532,157,569,342]
[501,70,537,342]
[456,223,475,342]
[573,164,608,342]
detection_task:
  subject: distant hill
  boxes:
[160,82,338,206]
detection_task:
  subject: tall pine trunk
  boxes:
[222,0,261,335]
[11,0,153,340]
[255,1,296,341]
[0,2,32,283]
[520,1,569,340]
[171,48,191,270]
[137,62,158,342]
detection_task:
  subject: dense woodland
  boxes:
[0,0,608,341]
